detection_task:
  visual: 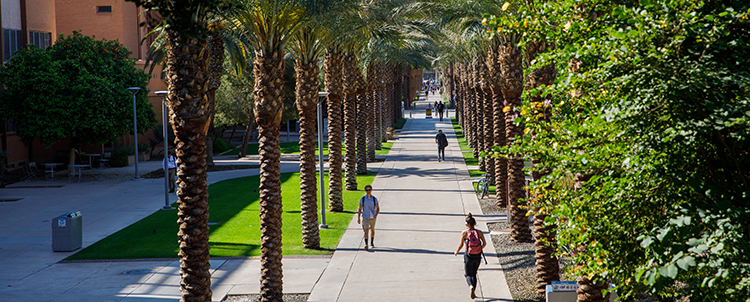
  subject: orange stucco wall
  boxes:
[26,0,57,37]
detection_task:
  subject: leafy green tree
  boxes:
[499,0,750,300]
[0,32,155,164]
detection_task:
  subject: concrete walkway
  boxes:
[0,92,513,302]
[307,94,512,302]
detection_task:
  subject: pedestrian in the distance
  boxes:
[454,213,486,299]
[437,101,445,121]
[435,129,448,162]
[357,185,380,251]
[163,151,177,193]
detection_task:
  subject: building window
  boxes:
[6,119,15,133]
[30,31,52,50]
[97,6,112,13]
[3,28,22,61]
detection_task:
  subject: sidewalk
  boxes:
[306,93,512,301]
[0,92,513,302]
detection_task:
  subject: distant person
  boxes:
[437,101,445,121]
[163,151,177,193]
[357,185,380,251]
[454,213,486,299]
[435,129,448,162]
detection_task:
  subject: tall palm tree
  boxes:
[499,38,532,242]
[343,52,359,190]
[487,41,508,208]
[228,1,307,300]
[355,59,369,174]
[206,30,226,167]
[365,63,378,162]
[525,39,560,294]
[129,0,229,300]
[290,25,322,249]
[324,48,345,212]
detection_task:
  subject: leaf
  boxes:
[641,236,653,248]
[666,264,678,278]
[639,0,651,6]
[677,256,696,270]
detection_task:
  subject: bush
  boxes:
[110,146,134,167]
[394,118,406,129]
[213,137,233,153]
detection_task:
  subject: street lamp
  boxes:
[317,92,329,229]
[155,91,174,210]
[127,87,141,180]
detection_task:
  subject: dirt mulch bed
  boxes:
[141,164,260,179]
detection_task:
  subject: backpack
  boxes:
[466,229,482,254]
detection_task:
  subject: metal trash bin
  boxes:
[52,211,82,252]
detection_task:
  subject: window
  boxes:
[6,119,15,133]
[96,6,112,13]
[3,28,22,61]
[30,31,52,50]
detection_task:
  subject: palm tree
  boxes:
[524,39,560,293]
[206,30,226,167]
[343,52,359,190]
[365,63,378,162]
[129,0,229,300]
[227,1,307,300]
[290,25,323,249]
[499,38,532,242]
[324,48,345,212]
[486,41,508,209]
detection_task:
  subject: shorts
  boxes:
[362,218,377,230]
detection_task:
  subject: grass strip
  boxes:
[451,117,472,152]
[67,171,377,260]
[224,141,393,157]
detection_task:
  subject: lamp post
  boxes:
[155,91,174,210]
[127,87,141,180]
[317,92,329,229]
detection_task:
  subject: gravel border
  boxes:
[477,195,544,302]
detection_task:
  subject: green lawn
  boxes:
[67,171,377,260]
[224,141,394,157]
[451,117,472,152]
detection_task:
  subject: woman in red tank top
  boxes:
[454,213,486,299]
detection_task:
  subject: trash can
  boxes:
[52,211,82,252]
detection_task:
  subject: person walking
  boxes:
[437,101,445,121]
[357,185,380,251]
[435,129,448,162]
[454,213,487,299]
[163,151,177,193]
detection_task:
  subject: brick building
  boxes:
[1,0,167,170]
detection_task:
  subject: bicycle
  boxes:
[474,173,490,199]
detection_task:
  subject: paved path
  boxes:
[0,93,513,301]
[307,94,512,302]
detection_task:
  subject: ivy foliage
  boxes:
[0,31,155,147]
[489,0,750,300]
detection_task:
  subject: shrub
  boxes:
[394,118,406,129]
[213,137,233,153]
[110,146,134,167]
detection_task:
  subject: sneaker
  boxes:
[470,286,476,299]
[364,245,369,251]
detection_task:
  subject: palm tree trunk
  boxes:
[342,53,358,190]
[479,53,494,184]
[254,50,285,301]
[488,44,508,209]
[205,33,225,168]
[165,31,213,302]
[295,58,320,249]
[356,88,368,174]
[473,55,486,172]
[576,275,611,302]
[324,51,344,212]
[366,65,377,162]
[500,42,532,243]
